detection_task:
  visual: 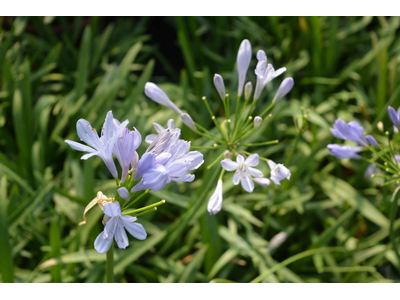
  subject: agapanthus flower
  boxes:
[132,133,204,192]
[330,118,367,146]
[221,154,263,193]
[254,50,286,100]
[113,127,141,182]
[207,180,223,215]
[327,144,362,159]
[145,82,182,114]
[94,202,147,253]
[388,106,400,129]
[145,119,175,144]
[65,111,128,178]
[267,160,291,185]
[237,39,252,96]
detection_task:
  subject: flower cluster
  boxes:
[143,39,294,215]
[65,111,203,253]
[328,106,400,186]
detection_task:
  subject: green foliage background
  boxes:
[1,16,400,283]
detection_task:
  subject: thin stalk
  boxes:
[244,140,279,147]
[207,151,225,169]
[232,94,242,135]
[106,242,114,283]
[390,187,400,274]
[133,207,158,217]
[259,103,275,118]
[123,200,166,215]
[123,189,150,210]
[285,132,301,166]
[194,121,223,142]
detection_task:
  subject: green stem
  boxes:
[123,199,166,215]
[250,247,346,283]
[106,242,114,283]
[390,186,400,273]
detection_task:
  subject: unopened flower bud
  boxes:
[213,74,226,101]
[145,82,182,114]
[254,116,262,128]
[224,150,231,159]
[244,81,253,100]
[377,121,384,132]
[117,187,130,200]
[366,135,379,148]
[272,77,294,103]
[237,39,252,96]
[253,177,271,187]
[180,113,196,131]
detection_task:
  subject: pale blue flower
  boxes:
[213,74,225,100]
[180,113,196,131]
[145,119,175,144]
[145,82,182,114]
[65,111,128,178]
[388,106,400,129]
[132,139,204,192]
[207,180,223,215]
[272,77,294,103]
[221,154,263,193]
[113,127,141,182]
[267,160,291,185]
[117,187,130,200]
[330,118,368,146]
[365,135,379,148]
[237,39,252,96]
[364,164,378,179]
[327,144,362,159]
[253,177,271,187]
[94,202,147,253]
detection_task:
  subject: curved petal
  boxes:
[247,166,263,178]
[240,172,254,193]
[236,154,245,164]
[103,111,115,143]
[233,171,241,185]
[81,152,99,160]
[94,232,113,253]
[267,160,277,169]
[104,217,118,239]
[245,154,259,167]
[103,202,122,218]
[65,140,96,153]
[133,153,156,180]
[221,159,238,171]
[76,119,102,150]
[153,122,165,133]
[122,218,147,240]
[115,221,129,249]
[131,180,146,193]
[167,119,175,129]
[171,174,195,182]
[145,134,157,144]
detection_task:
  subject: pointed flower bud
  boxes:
[237,39,252,96]
[244,81,253,101]
[366,135,379,148]
[272,78,294,103]
[213,74,226,101]
[208,180,223,215]
[254,116,262,128]
[145,82,182,114]
[224,150,231,159]
[180,113,196,131]
[388,106,400,129]
[253,177,271,187]
[117,187,130,200]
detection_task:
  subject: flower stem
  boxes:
[390,186,400,274]
[106,242,114,283]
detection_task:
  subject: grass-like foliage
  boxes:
[0,16,400,283]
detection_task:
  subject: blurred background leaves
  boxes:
[0,16,400,283]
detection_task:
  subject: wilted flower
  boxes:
[267,160,291,185]
[272,78,294,103]
[65,111,128,178]
[221,154,263,193]
[327,144,362,159]
[207,180,223,215]
[145,82,182,114]
[94,202,147,253]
